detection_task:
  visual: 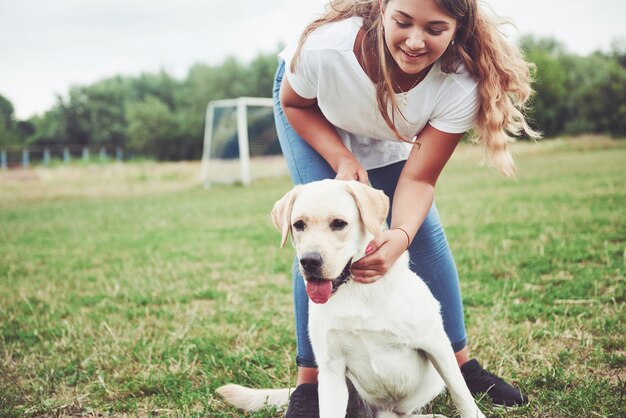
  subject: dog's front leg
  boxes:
[318,361,349,418]
[422,332,485,418]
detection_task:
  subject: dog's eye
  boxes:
[293,220,306,231]
[331,219,347,231]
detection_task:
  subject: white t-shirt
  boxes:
[279,16,479,170]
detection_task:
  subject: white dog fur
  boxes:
[217,179,485,418]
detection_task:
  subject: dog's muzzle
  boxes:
[301,254,353,304]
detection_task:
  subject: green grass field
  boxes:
[1,137,625,417]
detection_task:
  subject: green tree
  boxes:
[129,71,179,111]
[60,87,92,146]
[0,94,17,147]
[562,52,626,136]
[0,94,15,131]
[521,36,626,138]
[246,50,281,98]
[26,106,64,146]
[83,77,129,148]
[126,97,179,159]
[520,36,570,136]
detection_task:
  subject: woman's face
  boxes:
[381,0,457,75]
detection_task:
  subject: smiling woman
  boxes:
[288,0,540,177]
[271,0,539,416]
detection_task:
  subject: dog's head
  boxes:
[271,179,389,304]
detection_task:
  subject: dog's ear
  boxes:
[345,181,389,236]
[271,186,300,247]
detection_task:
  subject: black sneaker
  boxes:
[285,383,319,418]
[461,359,528,407]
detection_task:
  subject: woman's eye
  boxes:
[331,219,347,231]
[394,19,410,28]
[293,220,306,231]
[428,29,444,36]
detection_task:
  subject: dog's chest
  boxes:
[327,328,435,409]
[328,328,422,370]
[307,274,445,410]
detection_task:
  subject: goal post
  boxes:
[200,96,276,187]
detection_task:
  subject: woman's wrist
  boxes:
[392,227,411,250]
[333,152,359,172]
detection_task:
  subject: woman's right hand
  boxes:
[335,158,369,184]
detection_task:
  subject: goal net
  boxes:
[200,97,285,186]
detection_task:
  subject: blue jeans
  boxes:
[273,60,467,367]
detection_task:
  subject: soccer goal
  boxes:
[200,97,284,187]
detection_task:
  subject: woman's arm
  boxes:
[280,76,369,183]
[350,123,464,282]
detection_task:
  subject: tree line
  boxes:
[0,36,624,161]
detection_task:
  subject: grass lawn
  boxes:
[1,137,624,417]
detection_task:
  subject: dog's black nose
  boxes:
[300,252,323,272]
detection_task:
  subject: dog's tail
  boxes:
[216,384,291,411]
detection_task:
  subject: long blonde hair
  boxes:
[290,0,540,176]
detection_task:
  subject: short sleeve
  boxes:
[428,80,479,134]
[279,45,319,99]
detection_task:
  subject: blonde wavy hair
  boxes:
[290,0,540,176]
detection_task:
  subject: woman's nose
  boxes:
[406,30,426,50]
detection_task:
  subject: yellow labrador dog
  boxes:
[218,180,484,418]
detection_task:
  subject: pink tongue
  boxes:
[306,279,333,304]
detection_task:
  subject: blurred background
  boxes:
[0,0,624,168]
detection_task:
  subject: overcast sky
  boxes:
[1,0,624,119]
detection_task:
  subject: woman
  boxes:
[272,0,539,415]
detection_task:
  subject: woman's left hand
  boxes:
[350,229,409,283]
